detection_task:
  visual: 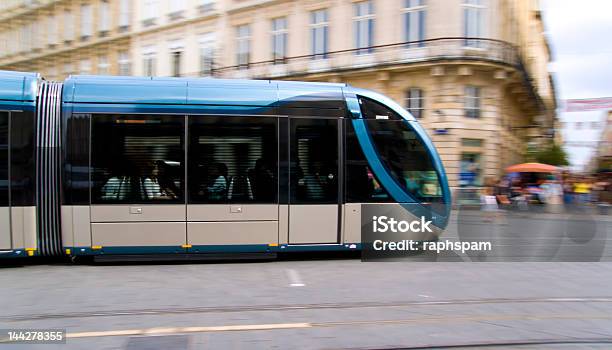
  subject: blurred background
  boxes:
[0,0,609,203]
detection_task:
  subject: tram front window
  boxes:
[91,115,185,204]
[358,97,443,205]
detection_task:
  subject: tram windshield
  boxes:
[358,97,444,206]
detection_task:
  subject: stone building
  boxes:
[593,111,612,172]
[0,0,132,79]
[0,0,557,188]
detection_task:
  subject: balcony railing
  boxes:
[210,37,521,79]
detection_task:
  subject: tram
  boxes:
[0,70,450,260]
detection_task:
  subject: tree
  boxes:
[534,143,569,166]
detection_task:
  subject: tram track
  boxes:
[344,338,612,349]
[2,313,611,341]
[4,296,612,322]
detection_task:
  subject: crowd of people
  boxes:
[479,172,612,213]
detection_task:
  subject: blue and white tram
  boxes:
[0,71,450,260]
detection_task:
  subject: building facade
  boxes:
[592,111,612,172]
[0,0,557,188]
[0,0,132,80]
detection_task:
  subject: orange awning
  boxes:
[505,162,558,173]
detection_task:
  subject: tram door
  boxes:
[0,112,10,250]
[288,118,340,244]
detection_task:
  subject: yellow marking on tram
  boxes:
[181,244,192,248]
[65,249,71,255]
[91,246,102,250]
[268,243,279,247]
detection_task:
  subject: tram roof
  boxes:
[0,70,39,103]
[62,75,349,107]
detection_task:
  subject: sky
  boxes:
[542,0,612,170]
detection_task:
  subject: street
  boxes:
[2,209,612,349]
[2,257,612,349]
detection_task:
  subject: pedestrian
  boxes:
[480,177,499,222]
[562,176,574,205]
[574,177,592,204]
[540,175,563,213]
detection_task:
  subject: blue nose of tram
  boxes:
[345,87,451,230]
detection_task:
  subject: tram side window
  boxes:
[9,111,36,206]
[358,97,443,204]
[188,116,277,204]
[91,115,185,204]
[0,112,8,205]
[290,118,338,204]
[65,114,90,205]
[345,119,392,203]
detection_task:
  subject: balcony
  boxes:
[168,10,186,21]
[211,37,521,79]
[197,3,215,14]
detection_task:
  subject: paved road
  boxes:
[2,209,612,349]
[2,259,612,349]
